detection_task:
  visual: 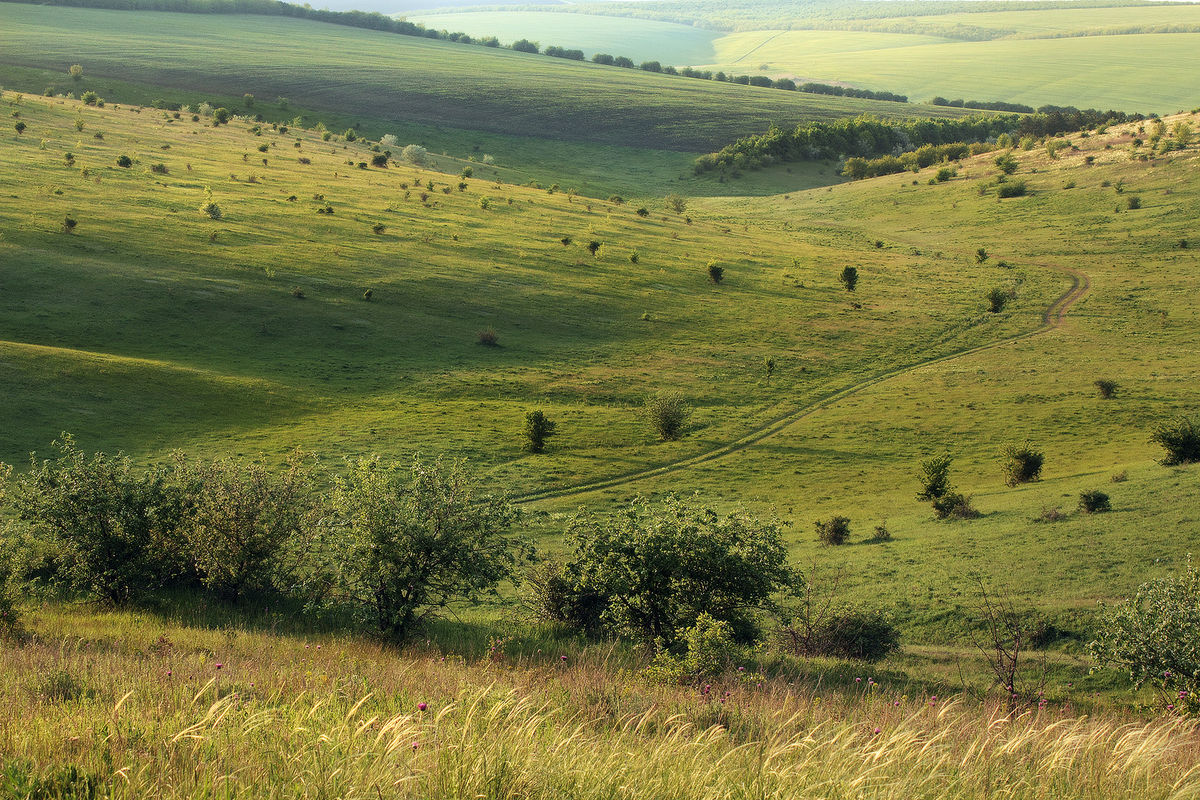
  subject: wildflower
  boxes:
[1168,704,1176,711]
[737,666,745,672]
[873,727,881,735]
[418,702,428,712]
[855,677,862,683]
[560,655,567,662]
[216,663,224,670]
[166,671,172,677]
[411,741,419,752]
[893,701,900,707]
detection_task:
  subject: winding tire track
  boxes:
[514,265,1090,505]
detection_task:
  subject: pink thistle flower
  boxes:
[873,727,881,735]
[560,655,567,662]
[418,702,428,712]
[215,663,224,670]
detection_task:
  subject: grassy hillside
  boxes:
[0,4,969,155]
[0,92,1026,493]
[3,90,1199,643]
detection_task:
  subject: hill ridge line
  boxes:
[513,262,1089,504]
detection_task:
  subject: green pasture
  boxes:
[406,10,720,64]
[702,29,1200,111]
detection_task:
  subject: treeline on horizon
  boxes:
[0,0,911,104]
[693,107,1146,174]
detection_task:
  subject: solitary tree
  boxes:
[666,193,687,214]
[212,107,231,125]
[68,64,84,82]
[644,392,691,441]
[839,266,858,291]
[707,261,725,284]
[522,410,557,453]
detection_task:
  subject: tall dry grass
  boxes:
[2,605,1198,798]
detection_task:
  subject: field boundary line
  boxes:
[513,264,1089,504]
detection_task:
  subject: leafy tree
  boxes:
[116,154,132,168]
[565,496,796,645]
[13,121,25,135]
[644,392,691,441]
[1150,417,1200,465]
[587,240,601,256]
[707,262,725,284]
[1078,490,1111,513]
[522,410,557,454]
[343,128,357,142]
[839,266,858,291]
[174,452,322,601]
[613,56,636,69]
[511,39,539,54]
[328,457,523,641]
[665,193,687,214]
[68,64,84,82]
[400,144,429,165]
[7,436,187,604]
[640,61,663,73]
[212,107,231,125]
[592,53,615,65]
[1090,558,1200,712]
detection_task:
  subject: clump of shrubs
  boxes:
[996,180,1027,198]
[779,608,900,662]
[1078,490,1111,514]
[916,453,979,520]
[814,516,851,545]
[986,287,1011,313]
[1002,443,1044,486]
[644,391,690,441]
[115,155,133,168]
[476,327,499,347]
[1150,417,1200,465]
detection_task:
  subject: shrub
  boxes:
[68,64,84,81]
[666,193,687,214]
[935,166,956,182]
[400,144,429,165]
[13,121,25,135]
[1127,195,1142,210]
[814,516,851,545]
[565,496,796,645]
[150,163,168,174]
[290,286,305,299]
[362,289,373,301]
[986,287,1009,313]
[975,248,989,264]
[61,216,77,233]
[7,436,188,604]
[587,240,601,256]
[81,91,99,105]
[1150,417,1200,465]
[522,558,606,634]
[707,262,725,284]
[257,143,269,153]
[328,457,522,640]
[648,614,747,682]
[511,39,539,54]
[478,196,490,209]
[1078,490,1111,514]
[607,195,624,205]
[635,207,649,217]
[212,108,231,125]
[782,609,900,662]
[644,391,691,441]
[916,453,953,502]
[201,201,221,220]
[372,223,386,235]
[1090,558,1200,712]
[476,328,499,347]
[116,154,132,168]
[343,128,357,142]
[629,251,640,264]
[994,153,1018,174]
[1094,379,1118,398]
[997,180,1027,198]
[371,153,388,168]
[932,492,980,520]
[839,266,858,291]
[173,452,322,601]
[1002,443,1044,486]
[522,410,557,454]
[869,523,892,542]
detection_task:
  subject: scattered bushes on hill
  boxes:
[1150,417,1200,465]
[644,392,691,441]
[1002,443,1044,486]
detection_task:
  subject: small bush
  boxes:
[935,166,956,182]
[14,121,26,134]
[371,153,388,168]
[814,516,851,546]
[257,143,269,153]
[150,163,168,174]
[994,153,1019,174]
[290,286,305,299]
[1150,417,1200,465]
[644,392,691,441]
[1002,443,1044,486]
[839,266,858,292]
[869,523,892,542]
[629,251,640,264]
[1078,490,1111,514]
[648,614,745,682]
[477,328,499,347]
[916,453,953,502]
[372,223,386,235]
[522,409,557,454]
[997,180,1027,198]
[932,492,980,520]
[1127,195,1142,210]
[115,154,133,168]
[1036,506,1066,523]
[707,262,725,284]
[781,608,900,662]
[1094,379,1118,398]
[587,241,601,256]
[362,289,373,301]
[201,201,221,220]
[61,216,77,233]
[986,287,1010,313]
[635,207,649,217]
